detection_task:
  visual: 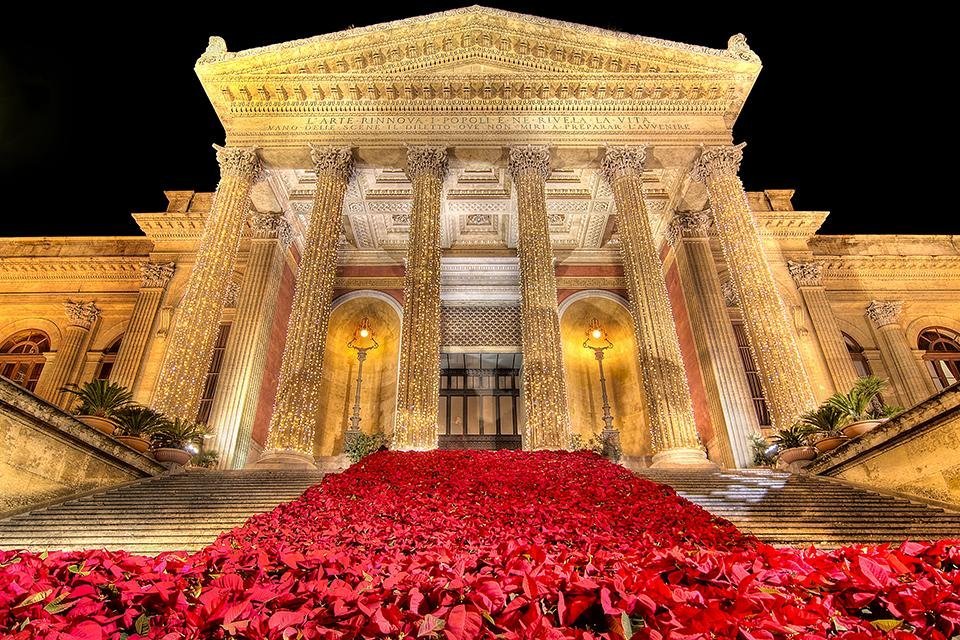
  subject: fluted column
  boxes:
[866,301,935,405]
[35,301,101,408]
[393,146,447,451]
[110,262,175,392]
[787,261,860,393]
[261,147,353,466]
[152,145,262,421]
[601,147,708,466]
[667,209,759,467]
[691,144,816,430]
[207,213,292,468]
[508,146,571,450]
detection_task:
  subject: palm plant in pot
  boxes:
[150,418,211,466]
[827,376,902,438]
[770,423,817,465]
[60,379,134,435]
[113,405,165,453]
[797,402,850,453]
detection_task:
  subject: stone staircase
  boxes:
[639,468,960,547]
[0,470,324,555]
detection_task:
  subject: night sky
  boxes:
[0,5,953,238]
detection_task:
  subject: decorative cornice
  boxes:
[726,34,760,63]
[249,212,294,246]
[141,262,175,289]
[132,212,207,242]
[213,144,263,179]
[690,142,746,183]
[666,208,712,246]
[405,146,449,179]
[64,300,101,329]
[819,255,960,284]
[309,145,354,181]
[0,257,146,283]
[786,260,823,288]
[750,211,828,240]
[599,146,646,184]
[508,145,551,180]
[866,300,903,328]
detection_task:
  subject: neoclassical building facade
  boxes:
[1,7,958,470]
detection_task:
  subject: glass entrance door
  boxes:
[438,352,522,450]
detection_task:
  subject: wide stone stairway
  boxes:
[640,468,960,547]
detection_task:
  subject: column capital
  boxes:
[666,208,712,245]
[309,144,354,181]
[786,260,824,288]
[690,143,746,183]
[140,261,176,289]
[64,300,101,329]
[866,300,904,327]
[213,144,262,179]
[249,212,294,247]
[599,145,647,184]
[405,146,448,180]
[508,145,550,180]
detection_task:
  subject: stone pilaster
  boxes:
[601,147,708,466]
[207,213,292,469]
[35,301,101,408]
[787,260,860,394]
[110,262,175,392]
[393,146,447,451]
[691,144,816,430]
[667,208,760,468]
[509,146,571,451]
[151,145,262,421]
[865,301,935,405]
[260,147,353,467]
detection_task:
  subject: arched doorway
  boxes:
[0,330,50,392]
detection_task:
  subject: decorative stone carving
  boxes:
[197,36,234,64]
[726,33,760,63]
[720,279,739,308]
[405,146,448,179]
[64,301,101,329]
[666,209,712,246]
[866,300,904,327]
[309,145,354,181]
[249,212,293,246]
[224,281,242,309]
[598,145,646,184]
[213,144,262,179]
[690,143,746,184]
[140,262,175,289]
[787,261,823,288]
[508,145,551,180]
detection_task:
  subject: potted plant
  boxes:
[797,403,849,453]
[60,379,134,435]
[191,451,220,469]
[113,405,165,453]
[748,433,776,467]
[770,423,817,465]
[150,418,210,466]
[828,376,902,438]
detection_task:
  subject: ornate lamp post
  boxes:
[345,317,379,449]
[583,318,621,460]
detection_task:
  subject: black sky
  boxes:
[0,4,954,237]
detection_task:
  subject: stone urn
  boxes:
[78,415,120,436]
[777,445,817,465]
[841,419,884,438]
[116,435,151,454]
[812,433,849,453]
[152,447,192,466]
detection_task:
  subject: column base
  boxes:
[651,447,718,469]
[251,449,317,470]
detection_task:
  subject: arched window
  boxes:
[95,336,123,380]
[843,333,873,378]
[0,330,50,392]
[918,327,960,390]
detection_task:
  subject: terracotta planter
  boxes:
[841,419,884,438]
[116,435,151,453]
[777,446,817,465]
[77,415,119,436]
[152,447,192,466]
[813,434,849,453]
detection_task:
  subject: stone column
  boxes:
[508,146,571,451]
[600,147,708,466]
[110,262,175,392]
[207,213,292,469]
[667,209,760,468]
[151,145,262,421]
[393,146,447,451]
[35,301,101,408]
[691,144,816,430]
[865,301,935,405]
[787,260,860,394]
[260,147,353,467]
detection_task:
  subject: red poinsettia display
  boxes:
[0,450,958,639]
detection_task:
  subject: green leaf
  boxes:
[0,555,21,568]
[15,589,52,608]
[135,613,151,636]
[620,612,633,638]
[17,618,30,631]
[68,561,91,576]
[871,620,902,632]
[38,551,48,560]
[43,592,76,614]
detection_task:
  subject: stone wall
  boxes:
[808,383,960,507]
[0,378,164,514]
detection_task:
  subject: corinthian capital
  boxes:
[690,143,746,183]
[599,145,647,185]
[141,261,175,289]
[213,144,262,179]
[309,145,354,182]
[249,212,294,246]
[866,300,903,328]
[64,300,101,329]
[786,261,823,288]
[666,208,712,245]
[405,146,448,180]
[508,145,550,180]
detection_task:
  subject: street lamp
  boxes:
[345,317,379,447]
[583,318,621,460]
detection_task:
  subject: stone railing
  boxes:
[0,378,165,515]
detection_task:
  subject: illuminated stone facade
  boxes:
[1,7,958,470]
